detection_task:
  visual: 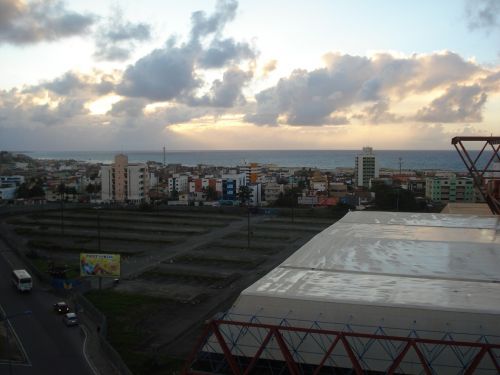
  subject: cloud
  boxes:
[93,8,151,61]
[117,43,200,101]
[198,38,255,68]
[28,70,117,97]
[0,89,89,128]
[262,59,277,77]
[117,0,256,104]
[0,0,95,45]
[107,98,147,118]
[189,0,237,43]
[466,0,500,32]
[358,99,402,124]
[245,51,487,126]
[415,84,487,123]
[187,67,252,107]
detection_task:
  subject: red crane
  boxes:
[452,136,500,214]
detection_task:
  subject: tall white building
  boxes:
[354,146,379,188]
[101,154,149,203]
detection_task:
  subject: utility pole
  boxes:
[97,210,101,251]
[397,157,402,212]
[60,198,64,235]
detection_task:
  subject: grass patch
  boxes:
[85,290,173,375]
[26,239,142,256]
[29,258,80,279]
[14,227,33,235]
[175,254,262,269]
[14,219,209,235]
[142,268,240,288]
[22,229,180,244]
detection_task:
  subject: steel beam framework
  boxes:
[184,319,500,375]
[451,136,500,214]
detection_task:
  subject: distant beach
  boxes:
[22,149,480,171]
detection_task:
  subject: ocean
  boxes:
[21,149,485,172]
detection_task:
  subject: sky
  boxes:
[0,0,499,151]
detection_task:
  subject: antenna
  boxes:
[163,146,166,166]
[398,157,403,176]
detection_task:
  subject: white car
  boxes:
[63,312,78,326]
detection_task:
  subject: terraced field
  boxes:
[3,206,342,374]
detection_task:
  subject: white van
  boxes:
[12,269,32,292]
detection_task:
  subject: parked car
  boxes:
[53,301,70,314]
[63,312,78,326]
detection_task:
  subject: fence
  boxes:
[184,314,500,375]
[76,293,134,375]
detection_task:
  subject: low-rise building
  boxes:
[425,174,474,202]
[264,182,285,204]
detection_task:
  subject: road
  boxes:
[0,238,94,375]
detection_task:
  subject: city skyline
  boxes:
[1,0,499,151]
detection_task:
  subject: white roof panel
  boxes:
[341,211,498,229]
[235,211,500,317]
[243,267,500,315]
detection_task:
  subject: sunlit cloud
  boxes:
[86,95,122,115]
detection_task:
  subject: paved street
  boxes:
[0,238,94,375]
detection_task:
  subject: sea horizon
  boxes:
[12,149,488,172]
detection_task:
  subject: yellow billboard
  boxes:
[80,253,121,277]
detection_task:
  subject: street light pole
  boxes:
[97,210,101,252]
[60,198,64,235]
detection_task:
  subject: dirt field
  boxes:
[3,207,341,374]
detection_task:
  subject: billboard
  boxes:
[80,253,121,277]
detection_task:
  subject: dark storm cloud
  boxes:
[466,0,500,31]
[0,0,95,45]
[245,52,484,126]
[94,8,151,61]
[415,84,487,123]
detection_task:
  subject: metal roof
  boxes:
[235,211,500,316]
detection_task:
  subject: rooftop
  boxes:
[236,211,500,316]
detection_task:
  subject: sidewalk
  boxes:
[80,313,120,375]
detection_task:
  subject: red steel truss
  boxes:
[183,319,500,375]
[451,136,500,214]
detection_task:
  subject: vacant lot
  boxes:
[4,207,341,374]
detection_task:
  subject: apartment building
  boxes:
[168,174,189,194]
[239,163,262,184]
[425,174,474,202]
[354,147,379,189]
[101,154,149,203]
[264,182,285,204]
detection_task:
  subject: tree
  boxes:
[15,179,45,199]
[273,187,301,207]
[238,186,251,206]
[371,184,418,211]
[203,186,218,201]
[57,183,66,201]
[15,183,30,199]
